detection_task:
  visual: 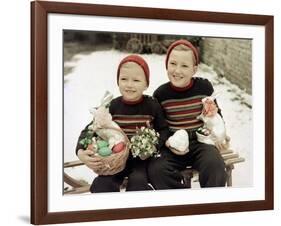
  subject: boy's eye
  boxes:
[134,79,140,82]
[182,65,189,68]
[170,62,176,65]
[120,77,127,80]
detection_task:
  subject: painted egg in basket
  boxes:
[98,146,112,157]
[112,142,126,153]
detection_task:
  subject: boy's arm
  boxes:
[152,89,160,101]
[153,100,170,149]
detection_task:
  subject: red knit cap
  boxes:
[117,55,150,86]
[165,39,199,68]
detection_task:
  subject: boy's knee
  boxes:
[199,157,226,187]
[126,178,148,191]
[148,157,186,190]
[128,170,147,185]
[206,156,225,170]
[148,158,168,178]
[90,176,120,193]
[198,145,225,168]
[201,154,226,182]
[148,157,182,183]
[126,171,150,191]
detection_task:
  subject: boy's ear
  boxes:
[193,65,198,74]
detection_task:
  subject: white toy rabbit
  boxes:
[89,91,125,149]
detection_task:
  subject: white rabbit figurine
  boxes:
[167,129,189,155]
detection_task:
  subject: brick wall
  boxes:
[200,38,252,94]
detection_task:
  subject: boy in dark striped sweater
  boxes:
[76,55,169,192]
[148,40,227,189]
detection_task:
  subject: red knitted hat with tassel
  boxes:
[165,39,199,68]
[117,55,150,86]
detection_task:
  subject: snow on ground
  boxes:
[64,50,252,190]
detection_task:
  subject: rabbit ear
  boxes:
[210,91,221,100]
[101,90,110,102]
[102,90,109,99]
[100,91,113,107]
[89,107,97,116]
[202,92,221,103]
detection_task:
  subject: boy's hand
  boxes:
[77,149,103,170]
[166,140,188,155]
[202,99,218,117]
[214,136,230,152]
[165,140,170,148]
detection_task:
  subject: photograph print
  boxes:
[63,30,250,195]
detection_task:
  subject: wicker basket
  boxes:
[89,127,130,175]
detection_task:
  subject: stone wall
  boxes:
[200,38,252,94]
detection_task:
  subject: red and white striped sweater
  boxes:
[153,77,220,134]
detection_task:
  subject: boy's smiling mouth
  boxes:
[125,89,136,94]
[172,74,183,80]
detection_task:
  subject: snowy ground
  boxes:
[64,49,252,190]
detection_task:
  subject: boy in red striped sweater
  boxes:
[76,55,169,192]
[148,40,227,188]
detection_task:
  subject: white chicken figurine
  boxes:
[196,93,229,150]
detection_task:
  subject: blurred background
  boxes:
[64,30,252,93]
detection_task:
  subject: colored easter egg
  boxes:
[97,140,109,149]
[98,147,112,157]
[112,142,126,153]
[87,143,93,150]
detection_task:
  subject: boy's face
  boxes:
[167,49,197,88]
[118,62,148,102]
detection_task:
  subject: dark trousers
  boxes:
[148,141,227,189]
[90,155,152,193]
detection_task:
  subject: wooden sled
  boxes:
[64,149,245,194]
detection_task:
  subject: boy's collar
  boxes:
[121,95,144,105]
[170,79,194,92]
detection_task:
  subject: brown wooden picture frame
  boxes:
[31,1,274,224]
